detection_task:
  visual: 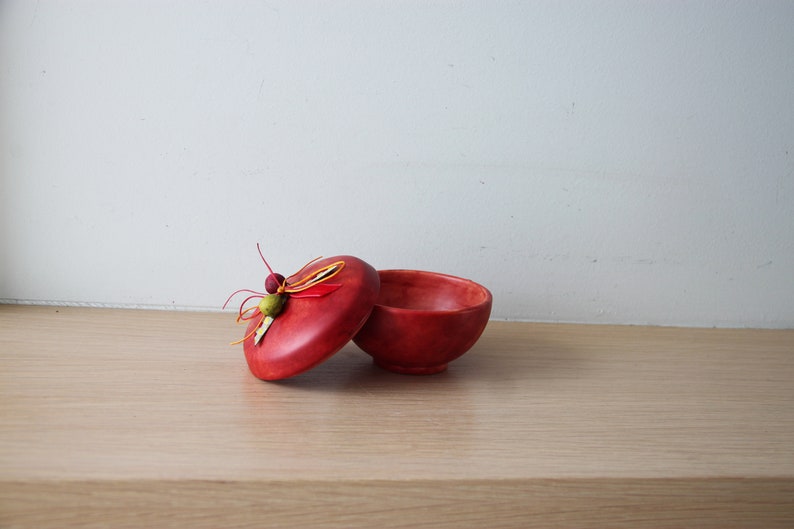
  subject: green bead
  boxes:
[258,294,286,318]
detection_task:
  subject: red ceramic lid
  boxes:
[241,255,380,380]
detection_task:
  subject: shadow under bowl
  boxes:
[352,269,492,374]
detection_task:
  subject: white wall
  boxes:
[1,1,792,327]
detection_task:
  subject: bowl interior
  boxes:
[376,270,490,312]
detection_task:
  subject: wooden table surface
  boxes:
[1,305,793,527]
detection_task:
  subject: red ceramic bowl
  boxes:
[352,270,492,374]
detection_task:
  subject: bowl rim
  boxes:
[373,269,493,315]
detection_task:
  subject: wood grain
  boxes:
[1,305,793,527]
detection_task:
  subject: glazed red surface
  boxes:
[242,255,379,381]
[375,270,490,311]
[352,270,492,374]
